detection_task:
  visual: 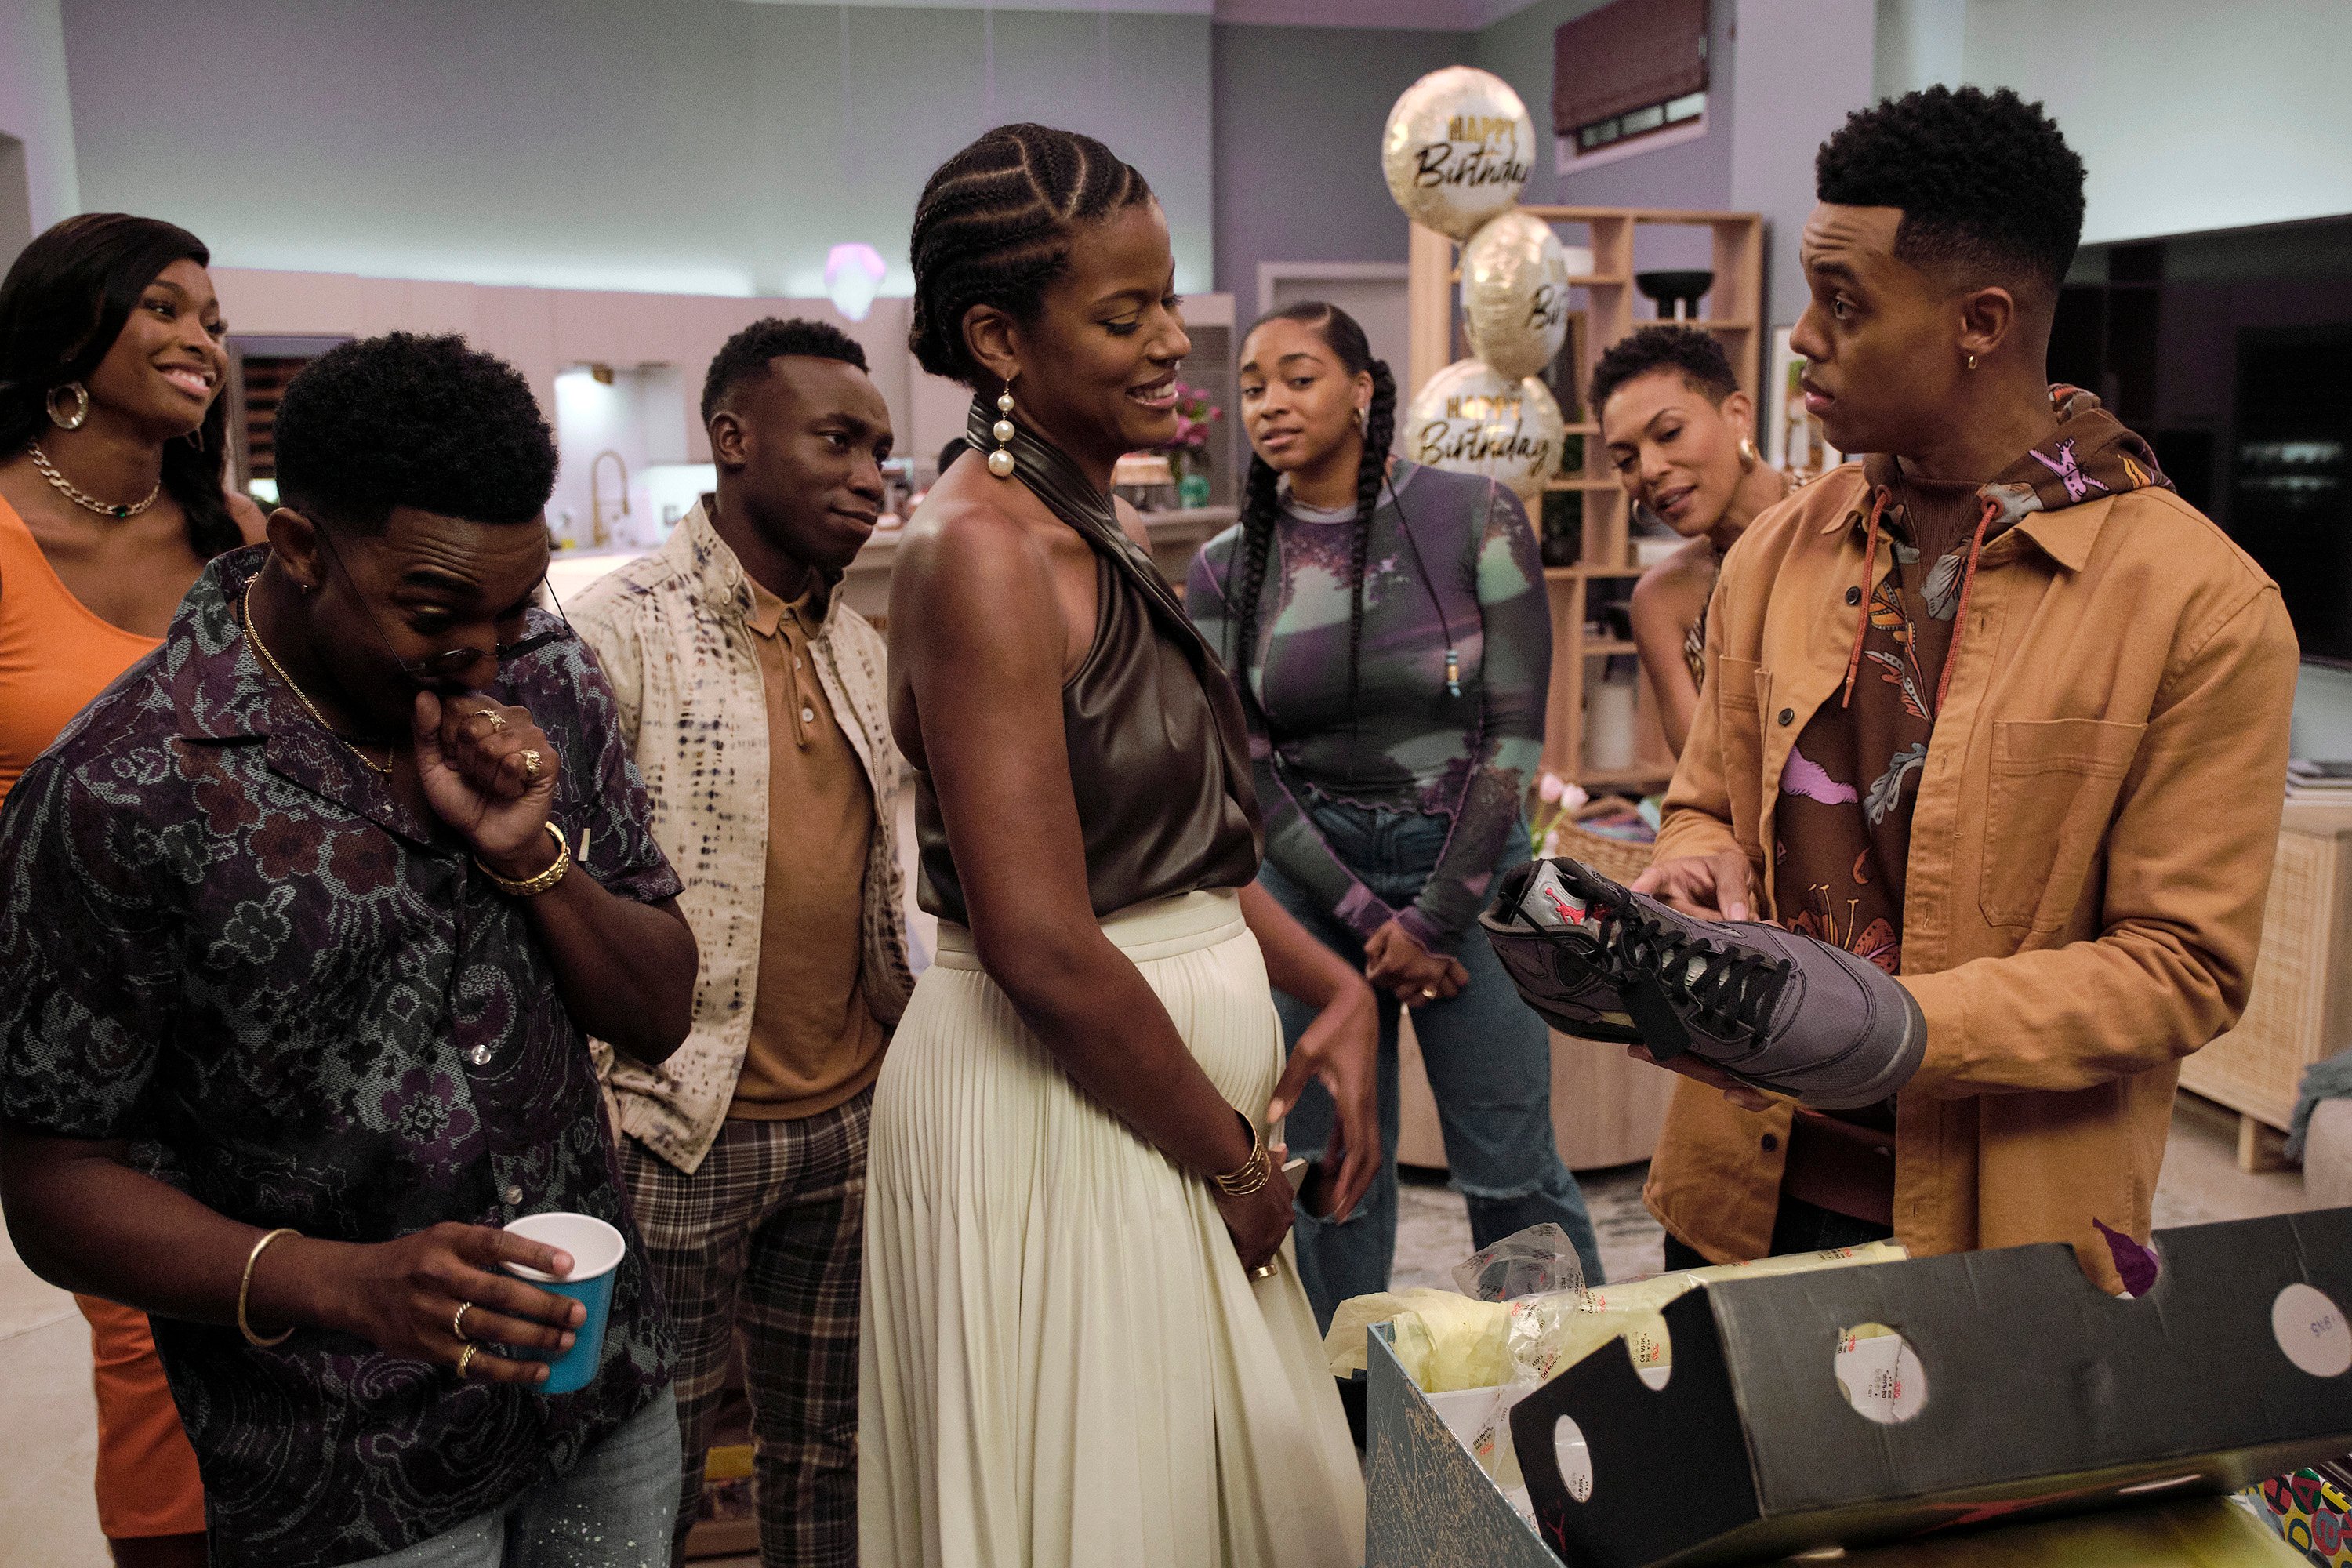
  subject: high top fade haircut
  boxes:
[908,123,1156,389]
[1816,84,2086,298]
[1588,325,1738,417]
[701,316,869,426]
[274,332,557,535]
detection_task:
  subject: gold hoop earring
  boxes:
[1738,435,1760,470]
[47,382,89,430]
[1356,405,1369,435]
[1965,353,1978,371]
[988,389,1017,480]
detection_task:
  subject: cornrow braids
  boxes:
[908,123,1155,389]
[1344,358,1399,742]
[1229,449,1283,692]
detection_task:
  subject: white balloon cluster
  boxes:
[1381,67,1581,502]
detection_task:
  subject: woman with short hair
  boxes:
[1596,325,1790,757]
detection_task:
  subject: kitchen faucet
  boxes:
[590,448,630,547]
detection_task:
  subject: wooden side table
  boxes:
[2180,800,2352,1170]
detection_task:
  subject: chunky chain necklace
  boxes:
[27,441,162,519]
[242,575,394,775]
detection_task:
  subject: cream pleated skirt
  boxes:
[859,889,1365,1568]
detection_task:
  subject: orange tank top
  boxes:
[0,496,163,808]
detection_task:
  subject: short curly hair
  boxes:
[700,316,869,426]
[908,123,1155,388]
[274,332,556,534]
[1588,325,1738,417]
[1817,84,2085,295]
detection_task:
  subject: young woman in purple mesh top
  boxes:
[1189,302,1605,1327]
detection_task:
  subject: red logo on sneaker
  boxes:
[1543,888,1588,926]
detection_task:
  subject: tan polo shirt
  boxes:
[728,572,887,1120]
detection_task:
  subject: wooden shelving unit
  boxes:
[1408,205,1763,789]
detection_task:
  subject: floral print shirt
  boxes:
[1774,390,2172,1108]
[0,547,681,1568]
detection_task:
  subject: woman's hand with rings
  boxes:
[1363,919,1467,1007]
[1210,1133,1296,1274]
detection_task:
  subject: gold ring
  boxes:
[1419,986,1439,1001]
[456,1342,480,1380]
[520,748,543,780]
[1249,1263,1278,1281]
[477,707,507,731]
[452,1301,474,1341]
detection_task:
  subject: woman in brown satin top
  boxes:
[860,125,1376,1567]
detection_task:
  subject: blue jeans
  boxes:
[352,1387,682,1566]
[1261,800,1605,1330]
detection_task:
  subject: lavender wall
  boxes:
[0,0,79,269]
[1210,22,1459,301]
[60,0,1217,299]
[1730,0,1875,328]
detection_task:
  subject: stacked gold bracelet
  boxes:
[475,823,570,898]
[1211,1112,1272,1198]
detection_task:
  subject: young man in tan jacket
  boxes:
[1630,86,2298,1290]
[572,318,912,1566]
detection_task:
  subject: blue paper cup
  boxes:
[501,1212,626,1395]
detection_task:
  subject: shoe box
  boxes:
[1366,1207,2352,1567]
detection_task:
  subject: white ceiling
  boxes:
[736,0,1547,30]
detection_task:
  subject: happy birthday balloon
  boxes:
[1461,212,1586,383]
[1405,358,1566,503]
[1381,67,1536,241]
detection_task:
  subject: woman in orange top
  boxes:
[0,212,261,1568]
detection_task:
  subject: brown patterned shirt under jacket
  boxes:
[1769,388,2174,1210]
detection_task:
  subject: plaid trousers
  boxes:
[620,1089,869,1568]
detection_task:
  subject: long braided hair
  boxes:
[909,123,1155,389]
[0,213,240,557]
[1227,303,1397,758]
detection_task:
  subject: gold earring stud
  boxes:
[988,389,1018,480]
[1966,353,1978,371]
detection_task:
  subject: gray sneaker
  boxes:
[1479,858,1926,1110]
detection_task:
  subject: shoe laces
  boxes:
[1602,904,1791,1054]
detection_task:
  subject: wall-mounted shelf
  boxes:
[1409,204,1763,788]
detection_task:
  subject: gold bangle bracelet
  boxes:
[238,1227,299,1348]
[474,823,569,898]
[1211,1114,1271,1198]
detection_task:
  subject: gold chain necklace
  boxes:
[27,441,162,519]
[242,575,394,775]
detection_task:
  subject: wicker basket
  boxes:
[1550,821,1657,885]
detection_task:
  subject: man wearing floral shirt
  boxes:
[0,334,699,1568]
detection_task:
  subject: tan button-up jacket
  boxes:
[572,501,912,1174]
[1645,465,2298,1290]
